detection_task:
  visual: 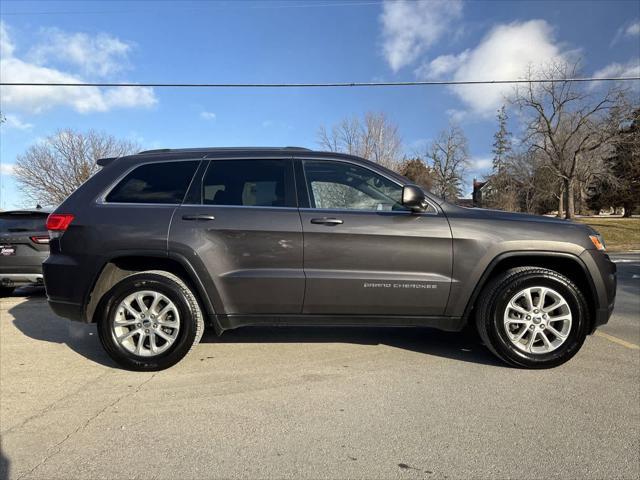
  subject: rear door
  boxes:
[169,158,304,315]
[297,158,452,316]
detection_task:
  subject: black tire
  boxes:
[476,267,589,369]
[97,270,204,371]
[0,286,15,297]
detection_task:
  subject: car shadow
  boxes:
[7,289,503,369]
[0,446,9,480]
[7,287,117,368]
[200,324,504,367]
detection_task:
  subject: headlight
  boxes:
[589,234,606,251]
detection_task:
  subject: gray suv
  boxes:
[43,147,617,371]
[1,208,51,295]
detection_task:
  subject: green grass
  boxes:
[576,217,640,252]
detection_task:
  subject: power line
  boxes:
[1,77,639,88]
[1,1,383,16]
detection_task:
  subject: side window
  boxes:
[202,160,294,207]
[106,161,199,204]
[303,161,406,211]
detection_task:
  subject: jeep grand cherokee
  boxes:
[42,147,616,370]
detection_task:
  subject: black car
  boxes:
[0,208,51,296]
[42,147,616,371]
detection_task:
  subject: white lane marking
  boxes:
[595,332,640,350]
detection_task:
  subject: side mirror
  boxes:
[402,185,428,212]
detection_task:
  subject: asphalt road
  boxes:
[1,255,638,479]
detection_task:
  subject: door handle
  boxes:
[310,217,343,226]
[182,214,215,221]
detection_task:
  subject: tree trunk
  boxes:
[557,188,564,218]
[579,186,588,216]
[565,178,575,219]
[623,202,633,217]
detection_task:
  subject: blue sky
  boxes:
[1,0,639,209]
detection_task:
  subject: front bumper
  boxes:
[594,303,616,330]
[580,250,617,332]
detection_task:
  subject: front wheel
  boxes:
[476,267,589,369]
[98,270,204,371]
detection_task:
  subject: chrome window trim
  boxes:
[96,154,439,215]
[180,204,299,211]
[298,207,438,217]
[298,157,439,216]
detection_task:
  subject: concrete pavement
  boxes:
[0,257,638,479]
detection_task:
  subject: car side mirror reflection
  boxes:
[402,185,428,212]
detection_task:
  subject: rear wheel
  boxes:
[97,270,204,371]
[476,267,589,368]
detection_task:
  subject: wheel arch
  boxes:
[462,251,598,329]
[85,252,221,333]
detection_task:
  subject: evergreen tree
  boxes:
[492,106,512,173]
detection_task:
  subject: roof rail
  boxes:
[136,146,312,155]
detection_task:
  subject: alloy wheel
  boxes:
[503,286,572,354]
[112,290,181,357]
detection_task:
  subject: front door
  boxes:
[298,159,452,316]
[170,158,304,315]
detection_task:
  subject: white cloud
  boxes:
[0,163,15,176]
[593,58,640,79]
[626,21,640,37]
[445,108,468,123]
[1,113,33,130]
[416,50,469,79]
[0,21,157,114]
[611,20,640,45]
[380,0,463,72]
[0,21,14,57]
[418,20,565,116]
[29,29,131,77]
[590,58,640,91]
[200,111,216,120]
[469,157,492,171]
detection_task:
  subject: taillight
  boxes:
[46,214,75,231]
[30,235,50,244]
[47,214,75,240]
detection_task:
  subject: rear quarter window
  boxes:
[106,161,199,204]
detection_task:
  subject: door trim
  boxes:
[217,314,465,332]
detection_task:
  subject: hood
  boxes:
[466,207,572,224]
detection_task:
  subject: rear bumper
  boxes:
[43,253,102,323]
[48,299,84,322]
[0,273,44,287]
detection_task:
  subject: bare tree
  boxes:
[318,116,361,156]
[317,112,402,170]
[425,124,470,201]
[14,129,139,206]
[511,60,625,219]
